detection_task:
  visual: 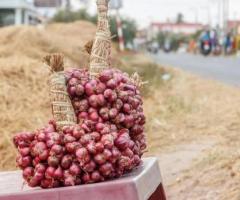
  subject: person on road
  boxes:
[200,30,212,56]
[224,32,233,55]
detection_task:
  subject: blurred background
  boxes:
[1,1,240,200]
[1,0,240,55]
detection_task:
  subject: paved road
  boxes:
[151,52,240,87]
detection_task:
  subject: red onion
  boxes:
[32,142,47,156]
[69,163,81,176]
[69,78,78,86]
[97,94,106,106]
[53,167,63,180]
[113,99,123,110]
[79,99,89,112]
[72,127,84,139]
[83,160,96,172]
[63,176,75,187]
[122,148,134,158]
[95,142,104,153]
[106,79,117,89]
[76,148,90,164]
[28,177,40,187]
[95,123,105,132]
[115,135,130,150]
[48,156,59,167]
[19,147,30,157]
[65,142,80,153]
[124,115,135,128]
[90,132,101,142]
[50,144,63,155]
[35,163,46,173]
[118,156,131,170]
[23,167,34,180]
[118,91,128,102]
[39,150,49,161]
[36,132,46,142]
[41,179,54,188]
[81,123,91,133]
[61,155,72,169]
[96,83,106,94]
[100,126,110,135]
[99,162,113,176]
[34,172,44,181]
[17,156,32,168]
[45,166,55,179]
[89,111,99,122]
[109,108,118,119]
[94,154,106,165]
[64,134,76,143]
[82,173,91,184]
[101,134,114,149]
[68,86,76,97]
[85,82,95,96]
[99,107,109,121]
[114,113,125,124]
[78,112,88,120]
[88,95,98,108]
[103,149,112,160]
[79,134,92,145]
[99,70,113,82]
[91,171,101,182]
[112,147,121,159]
[75,84,84,96]
[32,157,41,166]
[86,142,97,154]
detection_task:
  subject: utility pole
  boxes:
[189,7,198,23]
[218,0,221,28]
[223,0,229,32]
[116,9,125,51]
[79,0,90,10]
[109,0,125,51]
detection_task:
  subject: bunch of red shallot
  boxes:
[13,0,147,189]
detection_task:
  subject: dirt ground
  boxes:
[1,21,240,199]
[144,68,240,200]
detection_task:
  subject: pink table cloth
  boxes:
[0,157,165,200]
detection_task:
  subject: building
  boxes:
[149,22,205,38]
[227,20,240,32]
[0,0,39,26]
[133,29,148,50]
[34,0,64,18]
[34,0,86,19]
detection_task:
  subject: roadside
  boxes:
[142,64,240,200]
[1,22,240,199]
[151,52,240,87]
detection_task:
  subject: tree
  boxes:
[52,9,96,23]
[109,17,137,45]
[176,13,184,24]
[52,9,137,45]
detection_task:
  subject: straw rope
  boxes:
[89,0,111,78]
[43,54,77,131]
